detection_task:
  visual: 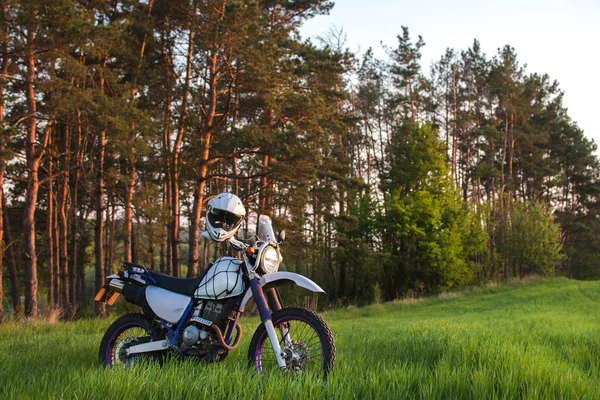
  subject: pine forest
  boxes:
[1,0,598,320]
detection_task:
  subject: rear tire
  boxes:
[248,307,336,377]
[99,313,164,367]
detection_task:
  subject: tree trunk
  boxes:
[508,112,515,198]
[95,127,106,316]
[3,206,21,314]
[464,132,472,201]
[160,234,166,273]
[160,180,167,274]
[0,0,7,321]
[23,31,42,317]
[131,217,138,264]
[232,157,239,196]
[147,216,155,270]
[58,123,70,311]
[311,190,318,280]
[501,113,508,200]
[451,63,458,181]
[124,166,134,262]
[106,189,116,276]
[259,155,270,214]
[0,154,3,322]
[188,46,226,273]
[124,0,153,264]
[202,239,209,272]
[71,117,83,310]
[95,59,108,315]
[189,166,209,275]
[46,135,55,309]
[160,29,173,276]
[53,181,60,306]
[163,125,172,275]
[173,30,194,278]
[245,166,252,235]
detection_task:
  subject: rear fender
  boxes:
[240,272,325,311]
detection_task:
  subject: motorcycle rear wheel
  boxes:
[99,313,164,367]
[248,307,336,377]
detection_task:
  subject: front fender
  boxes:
[240,272,325,311]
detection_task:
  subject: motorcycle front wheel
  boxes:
[248,307,336,377]
[99,313,164,367]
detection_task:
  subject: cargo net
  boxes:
[194,257,244,299]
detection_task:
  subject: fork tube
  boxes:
[265,288,282,312]
[265,288,291,346]
[250,279,286,368]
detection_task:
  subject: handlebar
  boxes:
[238,236,257,246]
[229,237,249,251]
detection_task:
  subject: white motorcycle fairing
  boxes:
[239,271,325,311]
[146,285,191,324]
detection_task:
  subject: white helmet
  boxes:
[205,193,246,242]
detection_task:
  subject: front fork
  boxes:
[250,279,287,369]
[265,287,292,348]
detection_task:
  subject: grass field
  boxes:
[1,277,600,399]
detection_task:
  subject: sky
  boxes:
[299,0,600,147]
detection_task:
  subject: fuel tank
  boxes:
[194,256,245,300]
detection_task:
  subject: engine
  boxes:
[179,299,236,358]
[197,300,227,324]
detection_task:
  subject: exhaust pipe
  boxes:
[109,279,125,293]
[106,278,148,309]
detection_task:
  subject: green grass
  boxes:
[2,278,600,399]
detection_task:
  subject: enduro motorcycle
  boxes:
[95,215,335,376]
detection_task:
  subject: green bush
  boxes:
[497,200,563,278]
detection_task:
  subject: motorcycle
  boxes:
[95,215,336,376]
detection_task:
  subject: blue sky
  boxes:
[300,0,600,147]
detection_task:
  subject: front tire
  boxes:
[248,307,336,377]
[99,313,164,367]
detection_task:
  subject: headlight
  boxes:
[260,246,281,274]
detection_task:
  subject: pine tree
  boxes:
[386,26,426,122]
[380,123,486,297]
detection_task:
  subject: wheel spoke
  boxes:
[249,308,335,377]
[257,319,322,372]
[112,327,152,365]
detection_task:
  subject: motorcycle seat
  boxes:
[148,268,209,296]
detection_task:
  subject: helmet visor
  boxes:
[208,208,242,232]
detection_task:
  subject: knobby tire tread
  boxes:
[98,312,158,366]
[247,306,336,377]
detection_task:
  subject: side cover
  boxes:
[194,256,245,300]
[145,285,191,324]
